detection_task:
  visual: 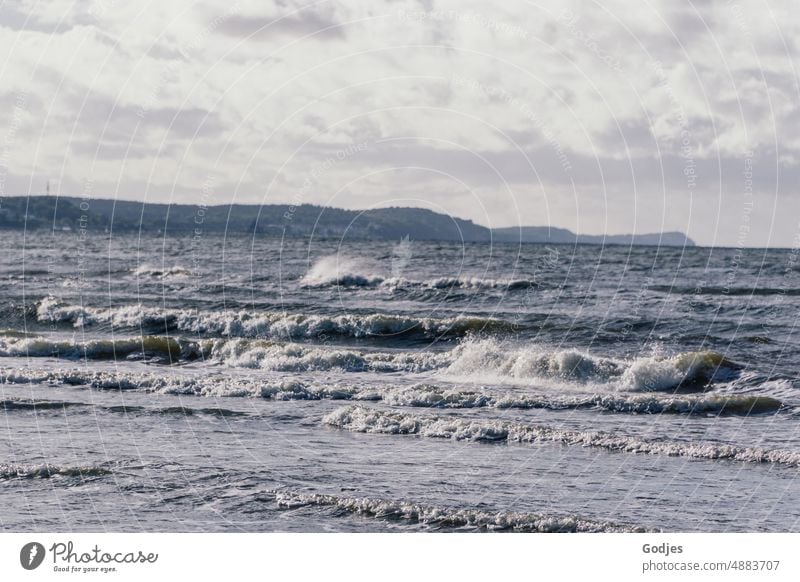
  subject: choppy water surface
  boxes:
[1,230,799,532]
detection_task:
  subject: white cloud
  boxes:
[1,0,798,245]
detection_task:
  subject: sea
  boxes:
[1,230,799,532]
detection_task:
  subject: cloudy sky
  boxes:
[0,0,798,246]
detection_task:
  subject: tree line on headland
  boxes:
[0,195,694,246]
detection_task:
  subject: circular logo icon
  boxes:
[20,542,46,570]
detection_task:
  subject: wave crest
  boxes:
[299,255,536,290]
[324,405,800,466]
[132,264,192,279]
[0,334,199,362]
[0,464,112,480]
[273,490,650,532]
[1,364,781,416]
[445,339,742,391]
[35,298,511,340]
[382,384,783,415]
[300,256,383,287]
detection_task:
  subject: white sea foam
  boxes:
[381,384,783,415]
[0,332,448,372]
[0,365,367,400]
[0,335,197,361]
[619,351,741,391]
[409,276,536,290]
[299,255,537,290]
[208,338,448,373]
[35,297,508,339]
[444,339,741,392]
[36,297,170,329]
[36,297,93,327]
[0,364,782,416]
[300,256,384,287]
[273,490,650,532]
[209,339,369,371]
[323,405,800,466]
[11,313,752,393]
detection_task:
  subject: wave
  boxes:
[1,398,87,411]
[620,350,742,391]
[0,333,450,372]
[0,464,112,480]
[132,264,192,279]
[104,405,248,417]
[444,339,742,391]
[389,276,537,291]
[36,297,171,329]
[1,365,781,416]
[5,320,751,394]
[35,297,511,340]
[0,328,36,338]
[380,384,784,415]
[300,255,536,290]
[273,490,650,532]
[0,365,367,399]
[1,366,205,393]
[0,334,197,361]
[650,285,800,297]
[300,256,384,287]
[208,338,448,372]
[323,405,800,466]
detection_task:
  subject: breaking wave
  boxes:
[444,339,742,391]
[0,334,195,361]
[388,276,537,290]
[0,464,112,480]
[300,255,536,290]
[0,334,450,372]
[324,405,800,466]
[273,490,650,532]
[207,338,448,372]
[35,297,511,339]
[379,384,784,415]
[300,256,384,287]
[132,264,192,279]
[0,365,782,416]
[36,297,172,329]
[0,365,366,399]
[4,328,749,394]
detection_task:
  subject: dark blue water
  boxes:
[1,231,799,531]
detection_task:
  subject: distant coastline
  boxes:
[0,195,695,247]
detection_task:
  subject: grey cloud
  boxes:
[664,5,715,44]
[345,137,790,198]
[216,10,345,40]
[146,43,186,61]
[0,2,93,34]
[70,140,182,161]
[597,119,656,153]
[56,92,225,161]
[741,68,800,96]
[352,139,579,186]
[0,90,41,111]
